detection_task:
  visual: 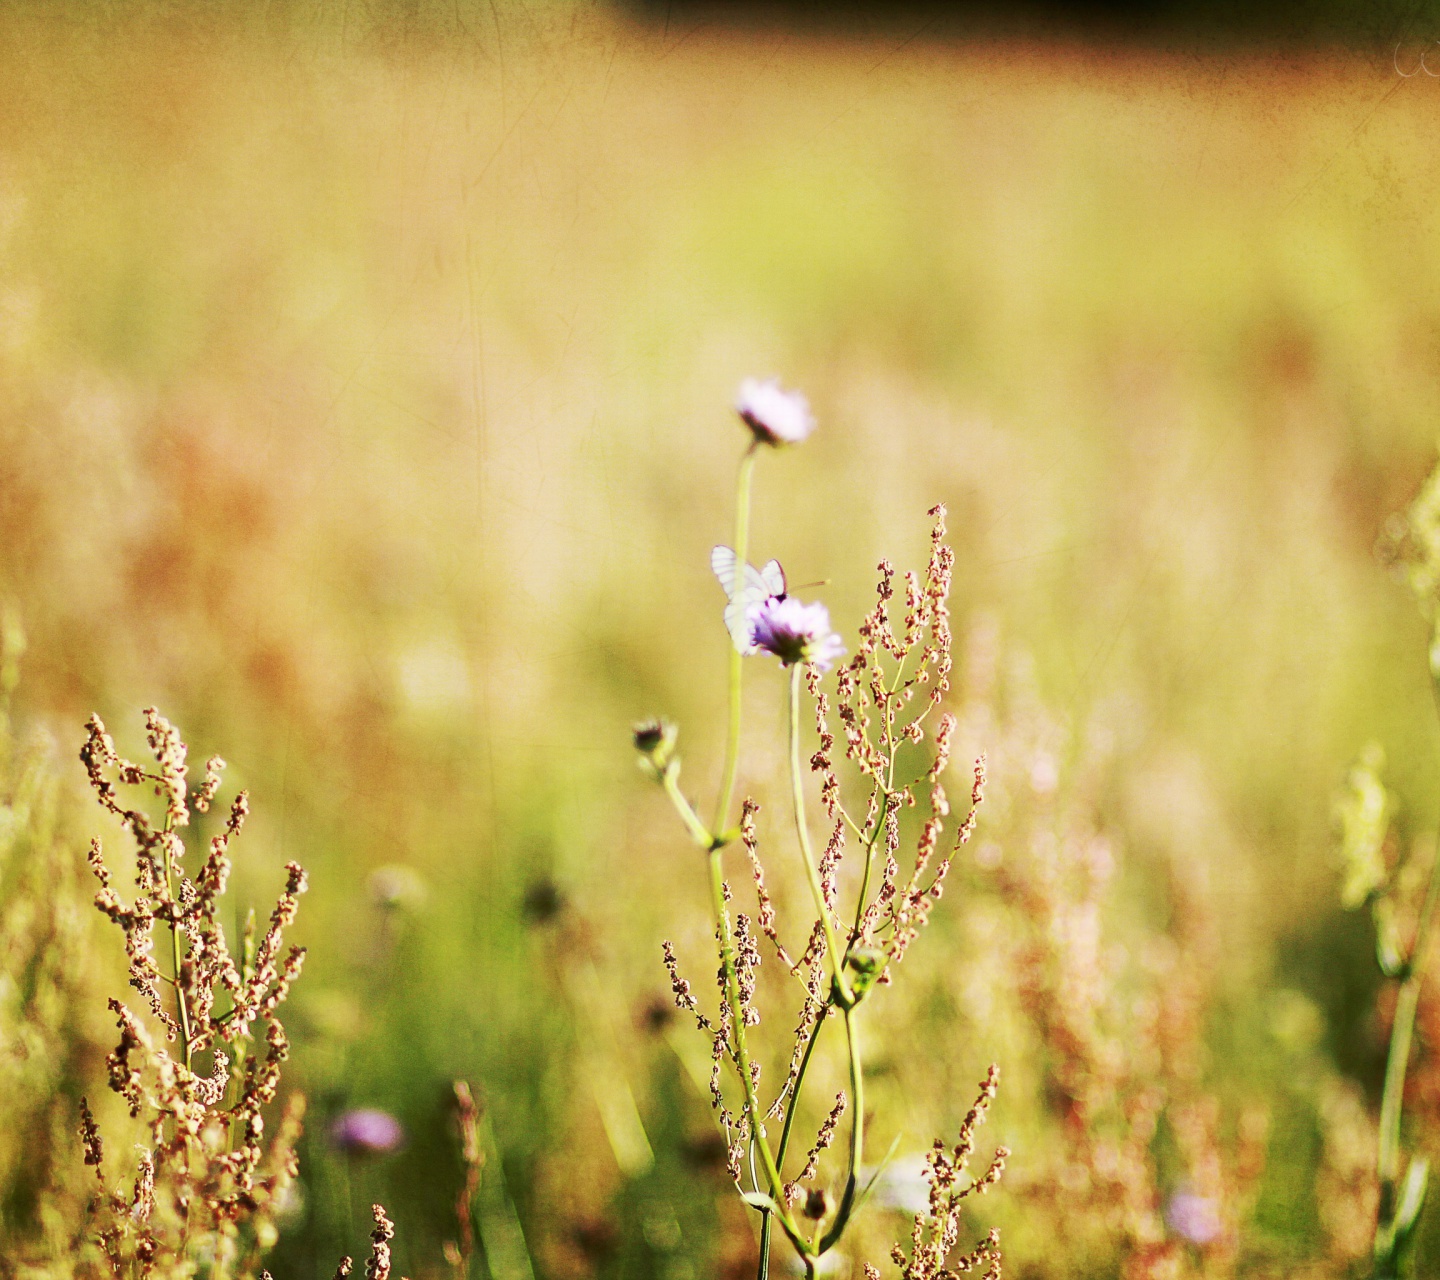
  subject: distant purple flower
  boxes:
[330,1108,404,1157]
[735,378,815,447]
[748,597,845,673]
[1166,1192,1222,1246]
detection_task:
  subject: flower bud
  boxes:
[632,718,678,780]
[803,1188,831,1220]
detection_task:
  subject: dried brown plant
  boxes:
[69,707,407,1279]
[955,626,1266,1280]
[442,1080,484,1275]
[888,1068,1008,1280]
[71,708,307,1276]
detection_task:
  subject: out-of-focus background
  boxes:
[5,1,1440,1276]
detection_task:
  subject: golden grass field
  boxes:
[5,3,1440,1276]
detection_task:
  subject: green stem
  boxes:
[788,664,852,1006]
[707,846,810,1256]
[758,1013,828,1280]
[819,1005,864,1253]
[712,445,759,841]
[847,793,892,956]
[662,770,715,850]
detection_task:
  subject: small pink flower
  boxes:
[735,378,815,446]
[748,597,845,672]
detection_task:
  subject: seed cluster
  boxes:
[891,1068,1008,1280]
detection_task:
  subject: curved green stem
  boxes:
[712,445,759,841]
[662,769,715,850]
[788,664,852,1006]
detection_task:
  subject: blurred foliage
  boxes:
[2,2,1440,1276]
[0,619,111,1267]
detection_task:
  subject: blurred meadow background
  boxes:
[5,1,1440,1276]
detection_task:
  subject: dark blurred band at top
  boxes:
[624,0,1440,49]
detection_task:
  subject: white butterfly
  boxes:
[711,545,787,654]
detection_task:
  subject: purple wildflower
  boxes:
[330,1108,405,1157]
[748,597,845,672]
[1165,1191,1222,1246]
[735,378,815,447]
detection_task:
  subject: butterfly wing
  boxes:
[723,590,763,654]
[714,547,785,654]
[711,545,740,597]
[759,559,787,599]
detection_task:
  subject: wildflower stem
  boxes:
[788,664,852,1006]
[661,769,716,849]
[706,845,809,1257]
[712,444,759,841]
[777,1017,827,1165]
[818,1005,864,1253]
[758,1013,828,1280]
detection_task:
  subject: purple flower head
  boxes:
[1165,1191,1222,1246]
[330,1108,405,1157]
[748,597,845,673]
[735,377,815,447]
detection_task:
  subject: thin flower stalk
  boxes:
[713,442,759,843]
